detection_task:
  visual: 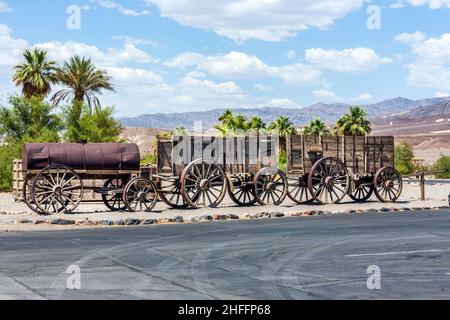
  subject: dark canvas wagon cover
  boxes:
[22,143,141,172]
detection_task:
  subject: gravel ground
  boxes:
[0,180,448,232]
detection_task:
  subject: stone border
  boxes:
[8,206,450,228]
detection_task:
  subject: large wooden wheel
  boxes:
[102,178,128,211]
[123,178,158,212]
[180,160,227,208]
[348,182,374,203]
[308,157,350,205]
[158,179,189,209]
[228,175,257,206]
[22,178,43,215]
[287,175,313,205]
[32,165,83,215]
[253,168,288,206]
[374,167,403,203]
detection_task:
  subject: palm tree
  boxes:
[303,118,331,136]
[218,109,233,126]
[13,48,59,98]
[336,106,372,136]
[247,116,266,135]
[51,56,115,120]
[268,116,296,137]
[171,126,189,136]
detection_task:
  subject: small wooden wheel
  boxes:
[308,157,350,205]
[102,178,127,211]
[158,179,189,209]
[180,160,227,208]
[22,178,44,214]
[228,175,257,206]
[374,167,403,203]
[123,178,158,212]
[349,183,374,203]
[32,165,83,215]
[253,168,288,206]
[287,174,313,204]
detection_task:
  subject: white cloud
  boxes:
[36,41,156,66]
[435,91,449,97]
[165,51,321,85]
[349,93,373,102]
[0,1,12,13]
[266,98,299,108]
[106,67,163,83]
[144,0,364,42]
[0,24,28,69]
[253,84,274,92]
[404,33,450,91]
[286,50,297,60]
[395,31,426,43]
[90,0,150,16]
[312,89,343,101]
[305,47,392,73]
[391,0,450,9]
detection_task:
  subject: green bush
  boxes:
[141,152,157,166]
[395,142,415,175]
[433,155,450,179]
[0,141,23,191]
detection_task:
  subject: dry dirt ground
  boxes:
[0,181,448,232]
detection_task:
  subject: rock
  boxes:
[101,220,114,226]
[227,214,240,220]
[157,218,169,224]
[379,207,390,212]
[34,219,47,225]
[115,219,125,226]
[270,212,284,218]
[125,218,141,226]
[198,215,213,222]
[19,219,34,224]
[173,216,184,223]
[348,210,357,214]
[256,212,270,219]
[285,211,302,217]
[0,211,7,215]
[142,219,157,225]
[50,219,75,225]
[366,209,378,213]
[303,211,316,216]
[213,214,228,221]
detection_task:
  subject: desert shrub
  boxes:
[141,152,157,166]
[433,155,450,179]
[395,142,415,175]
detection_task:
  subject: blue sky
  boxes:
[0,0,449,117]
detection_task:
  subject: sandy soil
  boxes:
[0,180,448,232]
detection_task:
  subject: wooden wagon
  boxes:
[22,143,159,215]
[285,135,402,205]
[155,135,288,208]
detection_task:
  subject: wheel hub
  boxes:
[384,180,394,189]
[325,177,334,188]
[199,179,210,191]
[267,182,276,191]
[53,185,63,195]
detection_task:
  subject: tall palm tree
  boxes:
[247,116,266,135]
[268,116,296,137]
[51,56,115,120]
[13,48,59,98]
[336,106,372,136]
[303,118,331,136]
[218,109,233,126]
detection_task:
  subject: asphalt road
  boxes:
[1,210,450,300]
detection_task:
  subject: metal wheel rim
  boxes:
[374,167,403,203]
[228,177,257,206]
[23,178,44,215]
[159,180,189,209]
[349,183,374,202]
[32,165,83,215]
[308,158,350,205]
[123,178,158,212]
[287,175,313,205]
[181,160,227,208]
[254,169,288,206]
[102,178,127,211]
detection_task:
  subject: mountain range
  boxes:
[120,97,450,129]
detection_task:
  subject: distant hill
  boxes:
[120,97,450,129]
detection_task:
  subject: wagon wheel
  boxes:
[348,183,374,203]
[374,167,403,203]
[287,175,314,205]
[102,178,128,211]
[158,179,189,209]
[123,178,158,212]
[308,157,350,205]
[32,165,83,215]
[180,160,227,208]
[253,168,288,206]
[22,178,44,215]
[228,176,257,206]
